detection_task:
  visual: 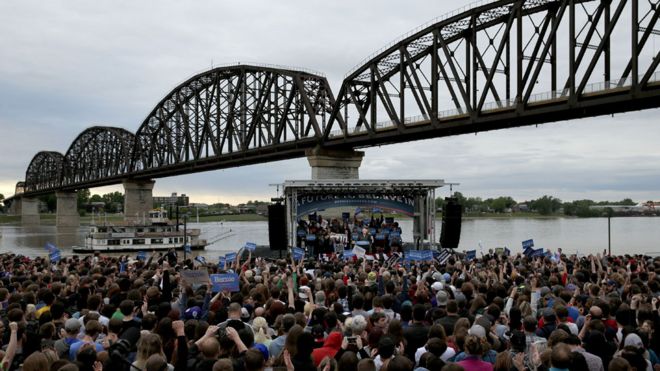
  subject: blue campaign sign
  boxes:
[522,239,534,250]
[225,252,237,262]
[465,250,477,260]
[297,229,307,237]
[45,242,57,252]
[293,247,305,261]
[184,244,192,253]
[355,240,370,247]
[389,231,401,238]
[137,251,147,261]
[49,250,61,263]
[373,207,382,213]
[210,273,240,292]
[420,250,434,261]
[504,247,511,256]
[195,255,207,264]
[531,248,545,258]
[343,250,355,260]
[342,212,350,220]
[218,256,226,269]
[375,233,386,241]
[406,250,422,261]
[355,207,362,215]
[385,217,394,224]
[351,233,359,240]
[306,234,317,241]
[369,228,377,236]
[244,242,257,252]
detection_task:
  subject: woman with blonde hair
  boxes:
[132,333,173,371]
[253,316,273,347]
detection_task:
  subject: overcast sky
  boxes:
[1,0,659,205]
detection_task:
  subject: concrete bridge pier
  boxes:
[123,179,155,222]
[21,197,40,225]
[56,191,80,227]
[306,147,364,180]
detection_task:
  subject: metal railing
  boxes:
[344,0,494,78]
[328,72,658,138]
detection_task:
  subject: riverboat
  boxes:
[72,209,206,253]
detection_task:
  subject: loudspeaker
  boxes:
[440,197,462,249]
[268,204,287,250]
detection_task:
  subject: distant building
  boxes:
[153,192,189,207]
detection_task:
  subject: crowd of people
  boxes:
[296,212,403,255]
[0,243,659,371]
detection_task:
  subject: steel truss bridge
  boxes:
[15,0,660,198]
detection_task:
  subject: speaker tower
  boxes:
[268,204,287,250]
[440,197,462,249]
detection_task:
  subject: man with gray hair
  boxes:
[315,291,326,309]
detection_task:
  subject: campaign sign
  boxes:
[435,249,452,265]
[293,247,305,261]
[421,250,434,261]
[184,244,192,253]
[389,231,401,238]
[352,233,359,241]
[522,239,534,250]
[137,251,147,261]
[406,250,423,261]
[210,273,240,292]
[49,249,61,263]
[195,255,207,264]
[342,212,350,220]
[225,252,237,263]
[306,234,317,241]
[244,242,257,252]
[180,269,210,286]
[373,208,382,213]
[465,250,477,260]
[45,242,57,252]
[375,233,386,241]
[352,246,366,258]
[297,229,307,237]
[385,217,394,224]
[355,240,370,247]
[218,256,226,269]
[504,247,511,256]
[531,248,545,258]
[343,250,355,260]
[369,228,377,236]
[494,247,504,256]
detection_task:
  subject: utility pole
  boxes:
[183,214,188,262]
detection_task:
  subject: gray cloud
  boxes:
[0,0,658,203]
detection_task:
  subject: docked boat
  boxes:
[72,209,206,253]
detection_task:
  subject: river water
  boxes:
[1,217,659,258]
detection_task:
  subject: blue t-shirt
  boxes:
[69,340,104,361]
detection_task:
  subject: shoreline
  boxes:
[1,212,658,225]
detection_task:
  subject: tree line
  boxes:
[436,192,641,217]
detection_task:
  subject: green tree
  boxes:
[77,189,90,209]
[530,195,561,215]
[39,194,56,212]
[102,192,124,213]
[89,194,103,203]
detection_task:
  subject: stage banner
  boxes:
[296,194,415,217]
[210,273,240,292]
[343,250,355,260]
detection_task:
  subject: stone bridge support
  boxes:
[21,197,40,225]
[306,147,364,180]
[123,179,154,223]
[56,191,80,228]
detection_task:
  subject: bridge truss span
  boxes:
[324,0,660,147]
[132,65,336,178]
